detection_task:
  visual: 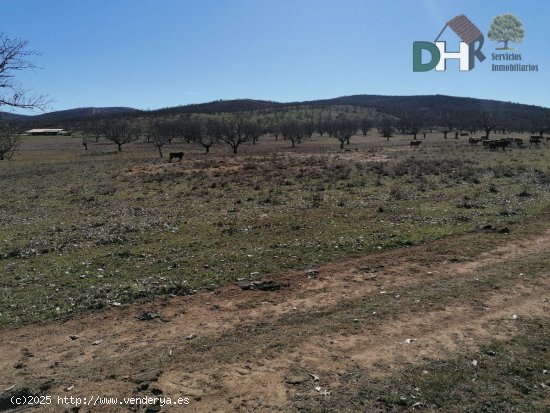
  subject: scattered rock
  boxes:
[65,385,74,391]
[239,280,287,292]
[471,360,478,367]
[185,333,197,340]
[285,372,309,385]
[92,339,103,346]
[20,348,34,358]
[403,338,417,344]
[511,314,520,320]
[150,387,163,395]
[486,350,496,357]
[130,369,162,385]
[14,362,26,369]
[69,335,80,340]
[137,310,161,321]
[480,224,510,234]
[308,373,320,381]
[304,269,319,277]
[136,382,149,391]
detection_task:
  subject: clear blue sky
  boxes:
[2,0,549,113]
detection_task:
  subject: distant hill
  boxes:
[1,107,142,125]
[147,94,549,118]
[3,95,549,125]
[295,94,550,116]
[0,112,31,121]
[150,99,283,115]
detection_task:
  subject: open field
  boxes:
[1,131,549,411]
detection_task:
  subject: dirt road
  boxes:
[1,218,549,412]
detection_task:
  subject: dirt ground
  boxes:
[1,211,548,412]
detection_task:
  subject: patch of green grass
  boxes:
[1,139,550,325]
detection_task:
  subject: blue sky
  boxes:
[2,0,549,113]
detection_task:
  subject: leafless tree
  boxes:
[361,118,374,136]
[244,121,263,145]
[146,121,171,158]
[280,120,304,148]
[0,119,18,160]
[475,111,500,139]
[302,121,315,139]
[103,120,140,152]
[401,113,424,140]
[316,120,329,137]
[0,33,48,110]
[441,116,454,139]
[183,118,220,153]
[379,118,394,141]
[219,113,250,154]
[530,115,549,137]
[330,117,358,149]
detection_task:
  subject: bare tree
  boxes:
[0,119,18,160]
[184,118,220,153]
[196,120,220,153]
[82,135,94,151]
[330,117,358,149]
[103,120,140,152]
[379,118,394,141]
[361,118,373,136]
[147,121,170,158]
[316,119,328,137]
[0,34,47,110]
[399,112,424,140]
[530,115,549,137]
[302,121,315,139]
[280,120,304,148]
[219,113,249,154]
[441,116,454,139]
[476,111,500,139]
[244,121,263,145]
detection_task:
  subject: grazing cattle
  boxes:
[169,152,184,162]
[513,138,524,147]
[469,137,482,145]
[482,140,492,149]
[546,137,550,143]
[529,136,542,145]
[410,140,422,148]
[488,140,511,151]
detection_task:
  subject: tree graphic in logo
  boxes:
[488,13,524,50]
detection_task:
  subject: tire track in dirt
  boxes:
[0,226,548,412]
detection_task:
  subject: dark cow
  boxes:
[488,140,511,151]
[410,140,422,148]
[513,138,524,147]
[469,137,482,145]
[169,152,184,162]
[529,136,542,146]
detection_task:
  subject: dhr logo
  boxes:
[413,14,486,72]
